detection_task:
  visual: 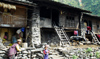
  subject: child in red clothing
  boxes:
[43,45,50,59]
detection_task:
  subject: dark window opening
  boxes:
[97,24,99,29]
[40,7,51,19]
[52,9,59,26]
[88,21,92,30]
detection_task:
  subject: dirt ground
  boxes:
[74,45,100,49]
[51,45,100,50]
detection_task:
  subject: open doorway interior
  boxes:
[52,9,59,26]
[40,6,59,27]
[0,27,26,45]
[40,6,52,28]
[40,7,51,19]
[83,20,92,30]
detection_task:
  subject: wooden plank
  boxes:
[0,5,27,27]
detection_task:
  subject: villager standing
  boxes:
[87,26,91,34]
[9,39,22,59]
[12,34,17,44]
[4,32,8,40]
[97,34,100,41]
[43,45,50,59]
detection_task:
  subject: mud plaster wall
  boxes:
[41,29,60,45]
[0,28,15,40]
[92,20,100,34]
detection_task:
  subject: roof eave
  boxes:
[1,0,37,7]
[33,0,91,13]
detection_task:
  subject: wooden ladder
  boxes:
[54,26,70,46]
[90,31,100,44]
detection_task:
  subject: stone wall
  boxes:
[57,47,100,59]
[0,47,100,59]
[31,7,41,47]
[41,29,60,46]
[0,48,44,59]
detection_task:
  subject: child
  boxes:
[43,45,50,59]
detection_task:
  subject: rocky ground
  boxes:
[0,44,100,59]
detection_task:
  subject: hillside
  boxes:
[54,0,100,16]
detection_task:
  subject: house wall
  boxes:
[13,5,27,27]
[39,7,52,28]
[31,7,41,46]
[40,18,52,28]
[0,5,27,42]
[59,12,79,29]
[92,20,100,34]
[41,28,60,45]
[0,5,27,27]
[83,16,100,34]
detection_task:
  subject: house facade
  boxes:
[82,13,100,42]
[28,0,91,46]
[2,0,100,47]
[0,0,36,46]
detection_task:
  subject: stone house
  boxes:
[0,0,36,46]
[28,0,91,46]
[2,0,100,47]
[82,13,100,43]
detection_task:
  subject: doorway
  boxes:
[52,9,59,26]
[83,20,92,30]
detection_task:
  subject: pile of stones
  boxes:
[0,49,8,59]
[57,47,100,59]
[0,45,100,59]
[0,48,44,59]
[0,47,55,59]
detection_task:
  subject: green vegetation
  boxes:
[86,47,92,53]
[53,0,100,16]
[90,53,93,57]
[73,55,78,59]
[96,51,100,58]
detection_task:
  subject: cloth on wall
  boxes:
[16,29,21,34]
[74,31,78,36]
